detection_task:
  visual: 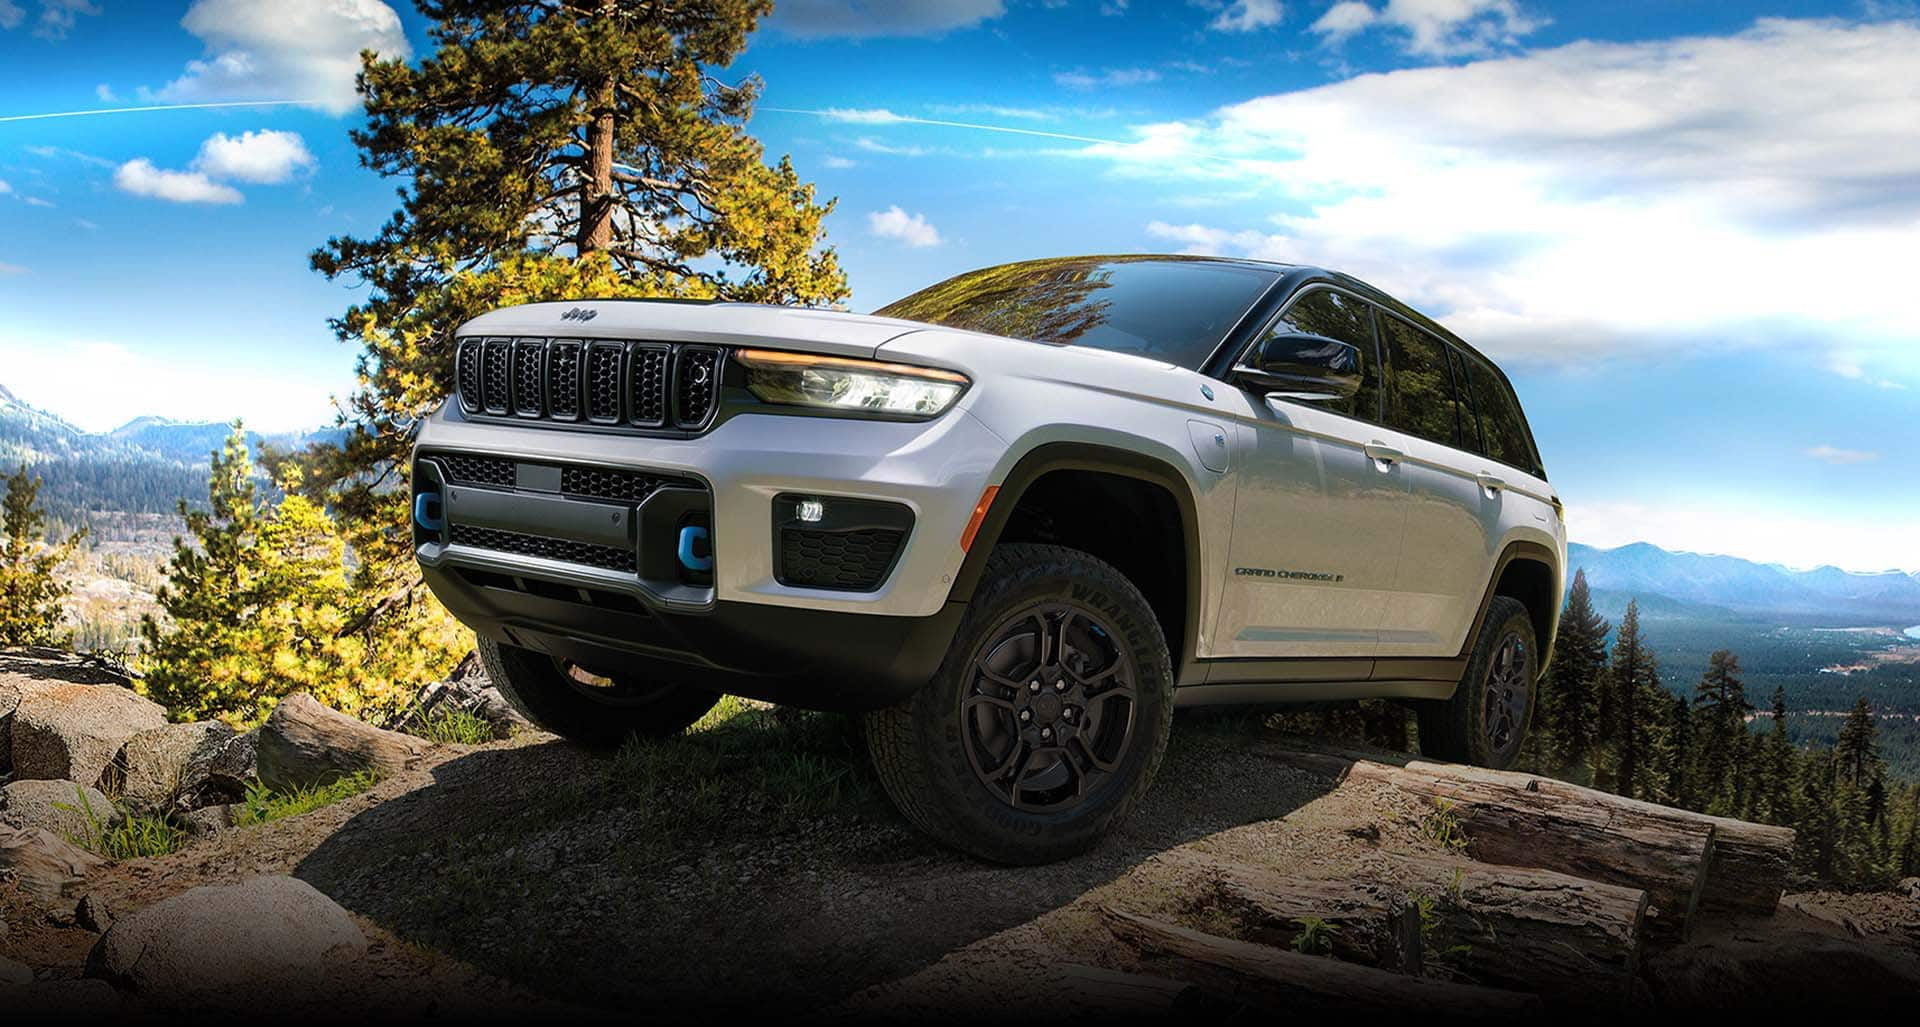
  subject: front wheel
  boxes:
[864,543,1175,865]
[477,637,720,748]
[1417,595,1538,769]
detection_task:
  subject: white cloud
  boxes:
[1101,19,1920,385]
[1055,67,1162,89]
[31,0,98,40]
[1805,444,1880,465]
[821,155,857,169]
[869,206,943,247]
[855,136,936,157]
[94,82,117,102]
[22,196,52,208]
[820,107,911,125]
[1209,0,1285,33]
[0,2,21,30]
[1570,499,1920,575]
[1311,1,1376,40]
[0,179,10,195]
[0,337,348,433]
[193,129,315,183]
[1314,0,1543,56]
[113,159,244,205]
[0,262,27,275]
[769,0,1005,38]
[153,0,411,116]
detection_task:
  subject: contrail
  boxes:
[0,100,316,124]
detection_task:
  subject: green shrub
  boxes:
[57,787,186,860]
[234,771,382,827]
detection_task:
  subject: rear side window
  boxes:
[1463,357,1541,477]
[1264,288,1381,422]
[1379,315,1464,447]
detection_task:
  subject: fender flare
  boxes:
[946,442,1206,683]
[1459,539,1562,674]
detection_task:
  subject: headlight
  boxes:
[735,349,969,419]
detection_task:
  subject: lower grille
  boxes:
[437,454,515,488]
[428,454,692,506]
[779,528,905,591]
[449,524,635,574]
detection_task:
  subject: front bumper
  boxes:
[411,404,1003,708]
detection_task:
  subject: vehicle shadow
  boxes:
[291,714,1341,1016]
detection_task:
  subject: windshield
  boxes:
[873,257,1280,370]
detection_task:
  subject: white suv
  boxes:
[411,255,1566,862]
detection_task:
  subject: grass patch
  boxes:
[1419,798,1471,852]
[410,708,496,746]
[234,771,382,827]
[58,787,187,859]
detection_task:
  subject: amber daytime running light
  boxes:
[734,349,969,418]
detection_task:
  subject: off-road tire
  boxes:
[1417,595,1538,769]
[864,543,1175,864]
[478,637,720,749]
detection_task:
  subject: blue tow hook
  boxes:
[413,491,445,533]
[677,525,713,571]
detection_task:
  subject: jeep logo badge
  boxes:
[560,307,598,322]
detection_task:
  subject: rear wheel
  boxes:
[1417,595,1537,769]
[478,637,720,748]
[864,543,1175,864]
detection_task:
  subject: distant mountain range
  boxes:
[1569,541,1920,627]
[0,383,343,518]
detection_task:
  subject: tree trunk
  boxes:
[577,0,618,256]
[256,693,428,792]
[1103,908,1538,1016]
[1173,854,1424,972]
[1260,744,1714,939]
[1698,814,1796,915]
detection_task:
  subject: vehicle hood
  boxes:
[454,301,931,360]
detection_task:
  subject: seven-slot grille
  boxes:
[455,336,723,431]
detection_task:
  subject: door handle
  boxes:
[1363,441,1404,465]
[1475,472,1506,493]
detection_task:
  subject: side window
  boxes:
[1464,358,1538,476]
[1379,316,1463,447]
[1264,288,1380,421]
[1446,345,1487,455]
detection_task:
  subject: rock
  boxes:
[11,684,168,787]
[1898,877,1920,901]
[75,892,114,933]
[0,825,104,906]
[181,803,239,837]
[0,953,31,987]
[257,694,427,792]
[85,876,367,1007]
[107,720,235,813]
[0,779,118,839]
[189,728,259,805]
[392,651,530,740]
[0,676,53,775]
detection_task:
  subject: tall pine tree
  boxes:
[0,466,85,647]
[1692,649,1752,814]
[1604,599,1663,799]
[1541,568,1609,782]
[294,0,851,697]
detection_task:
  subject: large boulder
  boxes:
[0,676,53,775]
[107,720,236,813]
[0,824,103,906]
[85,876,367,1008]
[0,953,30,986]
[187,728,259,806]
[0,779,118,839]
[391,651,530,740]
[257,694,427,792]
[11,684,168,787]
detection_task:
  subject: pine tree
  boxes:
[1758,687,1796,825]
[1541,568,1609,782]
[140,427,446,726]
[1605,599,1663,800]
[1691,649,1752,814]
[296,0,848,691]
[1834,697,1881,788]
[1663,693,1694,808]
[0,465,85,647]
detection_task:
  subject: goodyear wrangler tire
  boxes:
[1417,595,1538,769]
[864,543,1175,864]
[478,637,720,749]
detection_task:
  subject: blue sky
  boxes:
[1,0,1917,573]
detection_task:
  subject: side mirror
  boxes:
[1232,331,1362,401]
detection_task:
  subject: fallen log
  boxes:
[1260,745,1715,938]
[1103,908,1538,1016]
[0,824,103,906]
[256,693,428,792]
[1051,964,1204,1014]
[1177,851,1644,1001]
[1698,814,1796,916]
[1172,855,1423,972]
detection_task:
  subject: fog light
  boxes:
[797,498,825,523]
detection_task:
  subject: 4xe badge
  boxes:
[560,307,598,322]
